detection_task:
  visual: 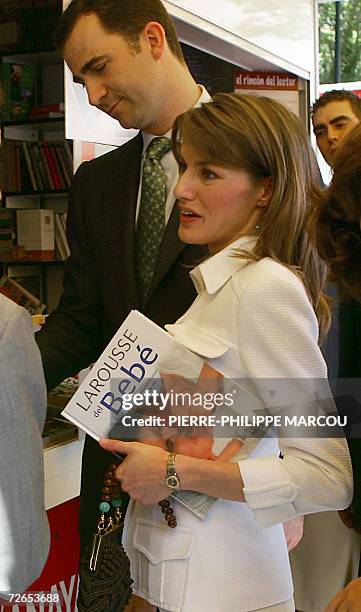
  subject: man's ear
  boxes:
[142,21,166,60]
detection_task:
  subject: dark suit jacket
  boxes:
[36,132,205,548]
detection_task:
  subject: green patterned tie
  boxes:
[136,136,171,304]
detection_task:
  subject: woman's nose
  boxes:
[174,171,195,201]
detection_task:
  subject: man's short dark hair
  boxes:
[54,0,184,63]
[311,89,361,120]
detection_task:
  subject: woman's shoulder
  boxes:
[231,257,307,300]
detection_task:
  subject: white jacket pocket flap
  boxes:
[133,519,195,564]
[165,322,230,360]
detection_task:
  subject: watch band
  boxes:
[165,452,180,490]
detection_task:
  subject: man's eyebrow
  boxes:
[313,115,352,132]
[329,114,353,125]
[72,55,108,84]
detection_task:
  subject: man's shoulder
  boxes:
[80,132,142,172]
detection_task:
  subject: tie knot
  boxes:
[146,136,171,161]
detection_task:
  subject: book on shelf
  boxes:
[54,212,70,260]
[0,139,19,192]
[53,141,71,188]
[0,139,72,193]
[21,141,37,191]
[41,140,62,190]
[38,141,55,190]
[27,141,45,191]
[0,63,33,122]
[0,274,45,314]
[16,208,55,261]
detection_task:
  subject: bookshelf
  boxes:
[0,2,72,313]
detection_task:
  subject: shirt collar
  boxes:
[142,85,211,153]
[190,236,257,295]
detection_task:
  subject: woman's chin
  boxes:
[178,228,206,246]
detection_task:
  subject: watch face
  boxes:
[166,475,180,489]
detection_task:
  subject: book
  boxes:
[38,142,55,190]
[54,212,70,260]
[0,139,19,192]
[53,141,71,188]
[16,208,55,260]
[62,310,205,440]
[42,140,62,190]
[0,274,45,314]
[62,309,266,442]
[21,141,38,191]
[62,310,268,519]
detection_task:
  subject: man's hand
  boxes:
[324,578,361,611]
[283,516,304,551]
[99,439,170,504]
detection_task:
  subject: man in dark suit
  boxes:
[36,0,208,555]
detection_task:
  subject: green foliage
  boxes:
[319,1,361,84]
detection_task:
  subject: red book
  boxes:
[42,140,62,190]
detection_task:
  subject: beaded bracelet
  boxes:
[102,462,177,529]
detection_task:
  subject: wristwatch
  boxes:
[165,452,181,490]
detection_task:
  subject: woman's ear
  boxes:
[142,21,166,60]
[257,177,273,207]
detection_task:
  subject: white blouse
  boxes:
[123,235,352,612]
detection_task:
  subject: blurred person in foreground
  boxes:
[0,294,49,597]
[312,120,361,611]
[101,93,353,612]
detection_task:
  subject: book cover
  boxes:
[16,208,55,260]
[62,309,267,443]
[62,309,204,442]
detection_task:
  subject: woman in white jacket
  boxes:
[101,94,353,612]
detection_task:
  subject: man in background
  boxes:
[312,88,361,168]
[36,0,208,568]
